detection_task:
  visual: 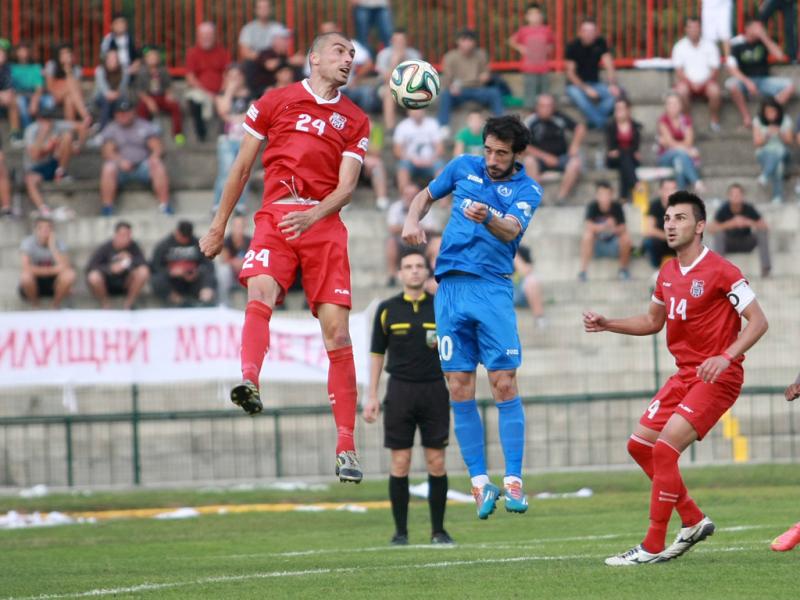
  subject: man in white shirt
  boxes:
[238,0,287,60]
[671,17,722,131]
[393,109,446,190]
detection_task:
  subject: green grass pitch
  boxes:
[2,464,799,599]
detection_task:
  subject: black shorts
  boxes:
[19,275,56,298]
[383,376,450,450]
[104,273,129,296]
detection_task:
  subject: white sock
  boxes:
[503,476,522,487]
[470,474,490,488]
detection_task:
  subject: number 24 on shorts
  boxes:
[242,249,270,271]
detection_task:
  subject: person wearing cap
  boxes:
[99,99,171,216]
[151,220,216,307]
[436,30,505,137]
[185,21,231,143]
[19,216,76,309]
[23,106,77,217]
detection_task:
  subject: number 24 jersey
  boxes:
[652,247,756,370]
[243,79,370,207]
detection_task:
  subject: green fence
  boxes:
[1,386,796,488]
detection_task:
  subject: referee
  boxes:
[363,249,453,545]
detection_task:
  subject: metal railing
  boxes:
[0,385,796,488]
[1,1,795,75]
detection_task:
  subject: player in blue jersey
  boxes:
[402,115,542,520]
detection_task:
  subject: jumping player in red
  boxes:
[199,31,370,483]
[584,191,769,565]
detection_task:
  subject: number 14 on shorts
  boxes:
[242,249,270,270]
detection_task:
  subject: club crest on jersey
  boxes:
[497,185,512,197]
[690,279,705,298]
[329,112,347,130]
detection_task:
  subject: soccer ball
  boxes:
[389,60,441,109]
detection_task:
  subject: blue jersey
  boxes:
[427,155,542,284]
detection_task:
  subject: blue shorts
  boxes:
[30,158,59,181]
[434,274,521,372]
[594,235,620,258]
[725,76,792,98]
[117,160,151,186]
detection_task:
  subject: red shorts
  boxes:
[638,364,743,440]
[238,204,352,316]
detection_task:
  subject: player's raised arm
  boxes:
[200,133,262,258]
[583,300,666,336]
[402,187,435,246]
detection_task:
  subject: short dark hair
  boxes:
[667,190,706,223]
[684,16,700,26]
[483,115,529,154]
[393,27,407,35]
[399,248,428,266]
[177,220,194,238]
[457,29,478,41]
[727,182,744,194]
[595,180,613,191]
[758,96,784,125]
[581,17,597,26]
[526,3,542,11]
[114,221,132,232]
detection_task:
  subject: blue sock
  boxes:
[497,396,525,479]
[451,399,486,478]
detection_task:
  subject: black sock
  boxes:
[428,473,448,534]
[389,475,409,535]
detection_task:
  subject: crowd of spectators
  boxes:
[1,0,799,310]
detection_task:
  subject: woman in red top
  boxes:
[657,93,704,193]
[605,98,641,202]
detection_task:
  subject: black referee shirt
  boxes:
[370,292,443,382]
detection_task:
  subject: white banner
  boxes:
[0,307,370,388]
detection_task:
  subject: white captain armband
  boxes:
[726,279,755,314]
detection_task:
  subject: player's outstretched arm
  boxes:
[583,301,666,336]
[278,156,362,241]
[200,134,262,258]
[402,187,435,246]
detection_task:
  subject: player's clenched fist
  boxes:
[583,310,608,332]
[199,228,224,259]
[402,221,427,247]
[463,201,489,224]
[785,383,800,402]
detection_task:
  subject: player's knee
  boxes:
[652,439,680,469]
[426,451,446,476]
[491,373,517,400]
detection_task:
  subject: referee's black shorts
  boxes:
[383,376,450,450]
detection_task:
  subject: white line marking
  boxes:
[4,544,770,600]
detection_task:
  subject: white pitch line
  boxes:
[212,532,627,561]
[4,544,768,600]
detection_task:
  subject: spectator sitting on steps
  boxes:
[86,220,150,309]
[151,220,217,307]
[19,216,76,309]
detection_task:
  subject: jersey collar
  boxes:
[678,245,709,276]
[301,79,342,104]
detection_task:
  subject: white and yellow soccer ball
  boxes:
[389,59,441,109]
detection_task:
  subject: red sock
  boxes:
[327,346,357,454]
[628,435,704,527]
[240,301,272,385]
[642,439,686,553]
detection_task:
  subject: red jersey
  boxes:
[243,80,370,208]
[652,247,756,370]
[185,45,231,93]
